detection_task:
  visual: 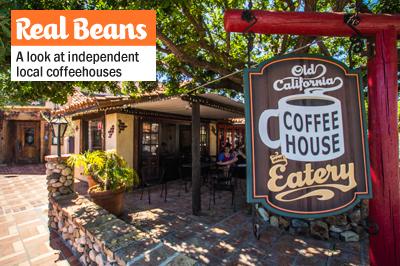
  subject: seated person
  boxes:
[235,144,246,165]
[217,145,238,167]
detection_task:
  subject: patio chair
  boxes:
[208,166,235,210]
[140,165,167,204]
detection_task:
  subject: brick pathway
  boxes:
[0,164,46,175]
[1,172,369,266]
[0,174,80,266]
[121,180,370,265]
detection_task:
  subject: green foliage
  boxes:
[67,150,106,177]
[67,150,139,192]
[0,0,396,105]
[95,151,140,192]
[398,100,400,130]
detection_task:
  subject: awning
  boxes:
[55,90,244,120]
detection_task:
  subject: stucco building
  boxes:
[54,90,245,178]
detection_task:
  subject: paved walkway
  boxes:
[0,174,80,266]
[1,170,369,266]
[122,181,370,265]
[0,164,46,175]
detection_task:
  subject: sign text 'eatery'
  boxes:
[11,10,156,81]
[245,55,372,218]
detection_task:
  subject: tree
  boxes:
[0,0,395,105]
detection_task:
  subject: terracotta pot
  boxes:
[88,188,125,216]
[86,176,98,188]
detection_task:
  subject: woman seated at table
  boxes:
[217,145,238,167]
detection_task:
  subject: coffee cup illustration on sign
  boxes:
[258,63,344,162]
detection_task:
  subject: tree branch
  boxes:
[156,28,242,86]
[317,38,331,56]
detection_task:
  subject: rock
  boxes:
[57,164,66,170]
[279,216,290,229]
[62,227,68,233]
[79,236,86,245]
[52,182,63,188]
[61,232,69,239]
[270,216,279,227]
[107,255,116,263]
[68,226,74,234]
[46,169,53,176]
[330,225,345,233]
[79,255,86,263]
[48,179,58,184]
[330,231,341,239]
[361,200,369,219]
[53,168,61,173]
[89,250,96,261]
[256,206,269,221]
[61,168,72,176]
[340,231,359,242]
[349,209,361,224]
[59,187,69,194]
[326,214,348,226]
[64,180,73,186]
[291,219,309,228]
[67,175,73,180]
[351,225,365,235]
[46,163,55,170]
[73,230,80,238]
[95,254,104,266]
[293,227,310,236]
[93,243,100,252]
[50,222,57,229]
[59,176,67,183]
[310,221,329,240]
[58,220,64,229]
[77,245,85,253]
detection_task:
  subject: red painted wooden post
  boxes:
[367,27,400,266]
[224,10,400,266]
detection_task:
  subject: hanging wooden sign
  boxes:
[245,55,372,218]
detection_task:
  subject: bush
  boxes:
[68,150,139,192]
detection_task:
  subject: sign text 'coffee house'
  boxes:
[245,55,372,218]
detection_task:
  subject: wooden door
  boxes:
[140,121,160,180]
[16,122,40,163]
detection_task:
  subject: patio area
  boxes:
[76,179,370,265]
[0,173,80,266]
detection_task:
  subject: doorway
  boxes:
[16,121,40,164]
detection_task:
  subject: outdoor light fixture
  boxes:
[50,115,68,158]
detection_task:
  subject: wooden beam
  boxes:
[224,10,400,37]
[192,100,201,215]
[368,27,400,266]
[181,94,244,115]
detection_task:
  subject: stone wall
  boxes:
[48,193,160,266]
[46,155,74,198]
[45,155,186,266]
[255,200,369,242]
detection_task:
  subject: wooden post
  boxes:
[192,100,201,215]
[224,10,400,37]
[224,10,400,266]
[367,27,400,266]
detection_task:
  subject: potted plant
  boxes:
[67,150,106,188]
[87,151,139,216]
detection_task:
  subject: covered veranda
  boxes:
[56,90,245,214]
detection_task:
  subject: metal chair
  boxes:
[140,165,167,204]
[208,166,235,210]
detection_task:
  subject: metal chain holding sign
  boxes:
[241,0,257,67]
[344,3,366,68]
